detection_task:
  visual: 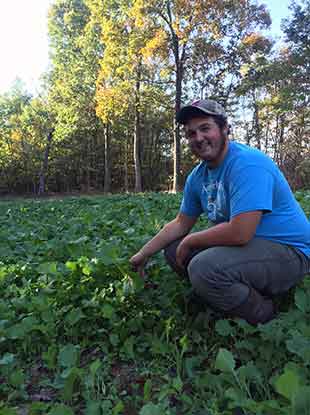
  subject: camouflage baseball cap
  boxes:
[176,99,227,124]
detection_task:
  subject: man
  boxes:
[130,99,310,325]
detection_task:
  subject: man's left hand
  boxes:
[176,235,194,269]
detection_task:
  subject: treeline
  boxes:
[0,0,309,195]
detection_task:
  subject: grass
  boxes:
[0,190,309,415]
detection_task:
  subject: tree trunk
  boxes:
[124,134,129,192]
[278,115,285,167]
[38,129,53,196]
[86,137,91,191]
[172,58,183,192]
[264,120,270,154]
[104,123,111,193]
[157,1,187,193]
[172,35,184,192]
[134,74,142,193]
[253,94,261,150]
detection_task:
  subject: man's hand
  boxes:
[176,235,194,269]
[129,213,197,278]
[129,251,149,278]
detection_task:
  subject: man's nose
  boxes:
[195,129,205,142]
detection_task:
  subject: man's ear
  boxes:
[224,123,231,136]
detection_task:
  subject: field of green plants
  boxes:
[0,191,309,415]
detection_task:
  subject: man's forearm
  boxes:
[187,221,248,249]
[175,211,262,267]
[139,219,190,258]
[186,211,262,249]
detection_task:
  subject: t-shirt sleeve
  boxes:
[180,173,203,217]
[230,166,274,218]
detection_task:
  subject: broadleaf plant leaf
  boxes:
[274,368,300,402]
[215,348,236,373]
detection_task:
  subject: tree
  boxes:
[48,0,103,192]
[0,82,33,192]
[93,0,171,192]
[147,0,271,192]
[233,0,309,188]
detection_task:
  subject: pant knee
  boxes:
[188,254,248,311]
[188,255,216,297]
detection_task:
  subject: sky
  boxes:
[0,0,52,94]
[0,0,293,95]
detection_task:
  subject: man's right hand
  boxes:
[129,252,149,278]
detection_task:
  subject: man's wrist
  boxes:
[138,249,150,259]
[184,233,196,248]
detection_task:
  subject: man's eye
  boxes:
[200,127,209,133]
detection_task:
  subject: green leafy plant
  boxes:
[0,191,309,414]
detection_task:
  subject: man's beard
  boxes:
[190,133,227,164]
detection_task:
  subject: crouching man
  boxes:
[130,99,310,325]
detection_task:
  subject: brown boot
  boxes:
[228,287,275,326]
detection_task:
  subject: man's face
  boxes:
[184,116,228,167]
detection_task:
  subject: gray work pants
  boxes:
[164,237,310,311]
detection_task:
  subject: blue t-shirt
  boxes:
[180,141,310,257]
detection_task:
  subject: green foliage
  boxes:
[274,368,300,401]
[215,348,236,373]
[0,191,309,414]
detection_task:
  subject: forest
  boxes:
[0,0,309,196]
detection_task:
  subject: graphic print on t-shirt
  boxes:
[202,180,228,223]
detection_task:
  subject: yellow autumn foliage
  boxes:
[127,0,148,29]
[242,32,270,51]
[96,81,133,123]
[141,29,167,60]
[11,130,22,143]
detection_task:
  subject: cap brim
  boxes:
[176,106,218,124]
